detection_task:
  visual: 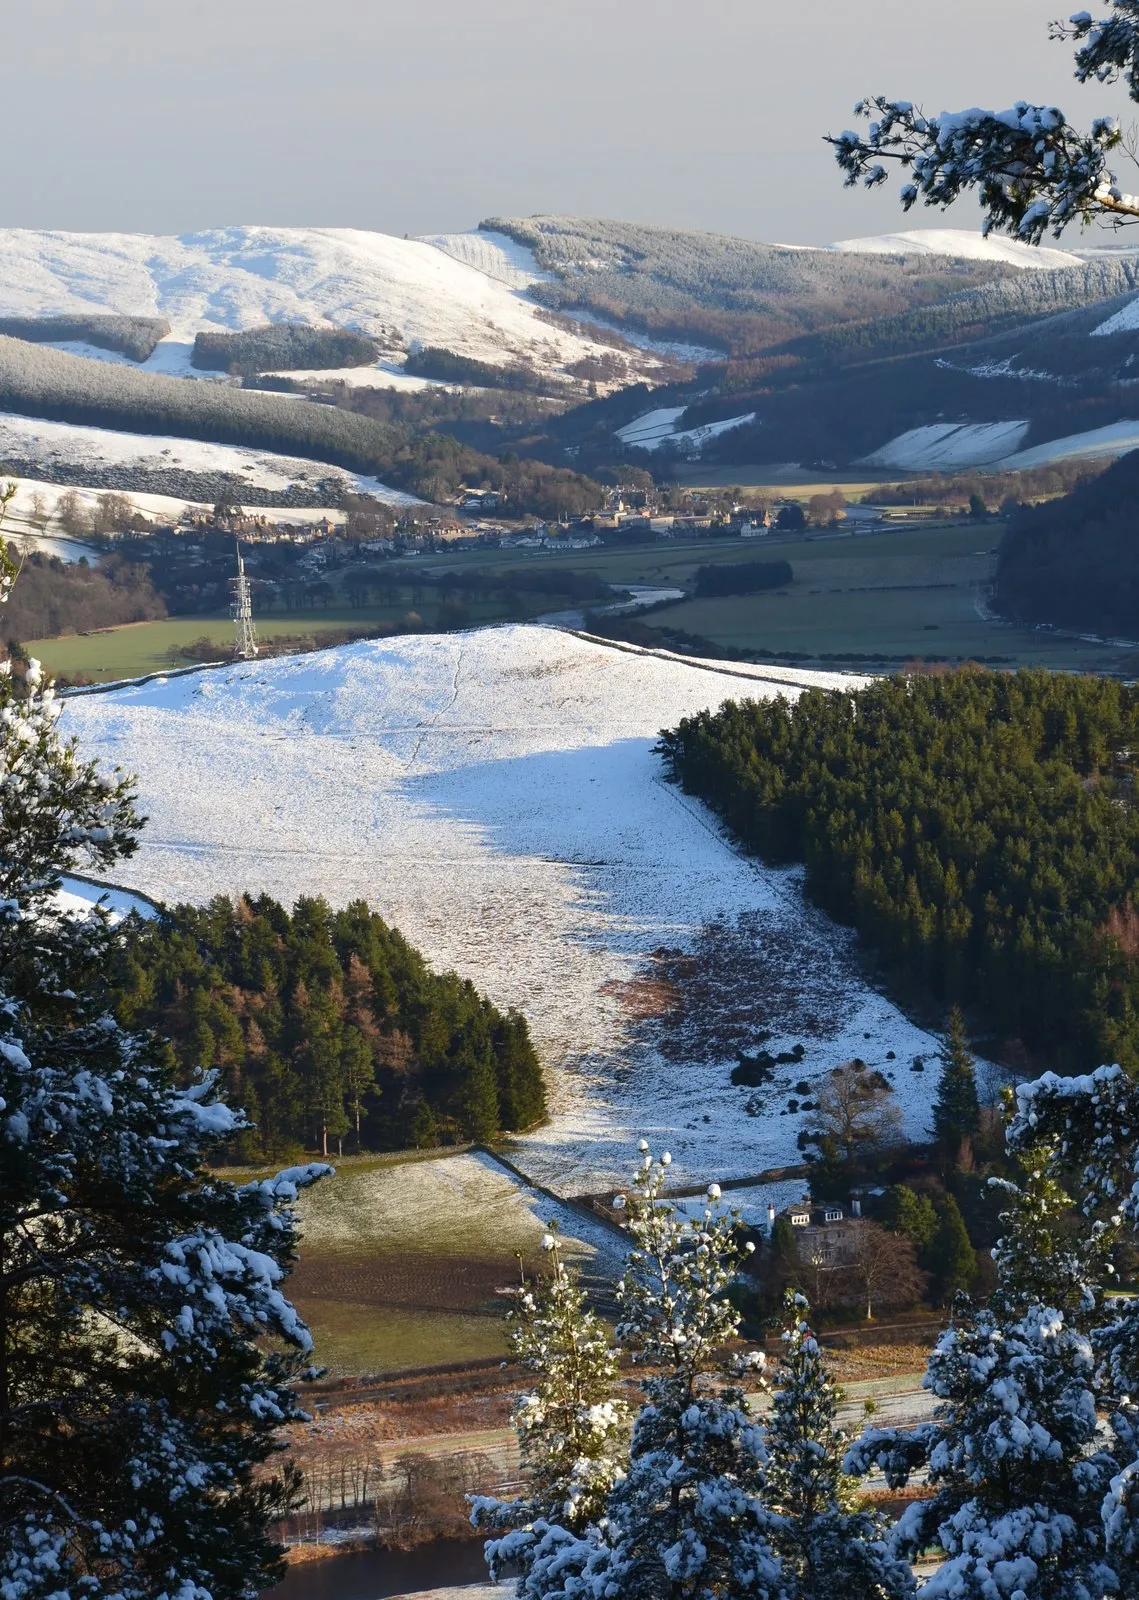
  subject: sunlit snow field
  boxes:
[63,625,951,1192]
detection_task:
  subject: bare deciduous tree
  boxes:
[812,1062,903,1167]
[848,1222,926,1321]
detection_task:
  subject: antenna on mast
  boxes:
[230,540,259,660]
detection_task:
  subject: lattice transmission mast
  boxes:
[230,542,259,659]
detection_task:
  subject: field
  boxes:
[398,524,1135,671]
[281,1150,627,1375]
[63,625,956,1197]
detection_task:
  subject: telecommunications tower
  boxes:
[230,542,259,660]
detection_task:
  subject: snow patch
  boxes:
[616,407,755,455]
[0,411,420,505]
[998,419,1139,468]
[0,226,623,383]
[860,420,1029,471]
[830,228,1082,270]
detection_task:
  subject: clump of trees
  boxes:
[192,323,380,376]
[0,311,170,361]
[4,544,165,641]
[485,214,1007,358]
[659,670,1139,1071]
[693,560,793,597]
[110,893,545,1158]
[404,346,562,394]
[0,643,328,1600]
[0,337,603,518]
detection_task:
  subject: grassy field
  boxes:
[280,1151,625,1376]
[35,521,1135,685]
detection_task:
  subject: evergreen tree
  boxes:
[765,1293,914,1600]
[846,1132,1116,1599]
[0,657,330,1600]
[925,1193,976,1305]
[473,1225,627,1594]
[1006,1065,1139,1592]
[596,1150,783,1600]
[881,1185,938,1253]
[931,1008,980,1167]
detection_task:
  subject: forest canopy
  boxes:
[110,893,546,1160]
[995,447,1139,634]
[659,670,1139,1073]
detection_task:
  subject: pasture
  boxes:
[281,1150,626,1376]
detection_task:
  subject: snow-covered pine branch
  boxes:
[0,657,331,1600]
[827,5,1139,239]
[1005,1065,1139,1591]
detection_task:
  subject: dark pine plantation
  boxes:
[659,669,1139,1073]
[111,893,545,1159]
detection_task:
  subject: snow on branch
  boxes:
[828,98,1130,240]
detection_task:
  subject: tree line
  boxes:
[110,893,546,1159]
[3,544,165,641]
[0,336,603,519]
[659,669,1139,1072]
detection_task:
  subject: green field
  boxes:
[33,522,1136,683]
[277,1150,621,1376]
[401,524,1135,671]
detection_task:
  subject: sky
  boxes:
[3,0,1133,246]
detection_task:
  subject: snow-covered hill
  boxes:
[62,625,953,1193]
[615,406,757,455]
[0,412,420,504]
[0,226,634,385]
[830,227,1084,270]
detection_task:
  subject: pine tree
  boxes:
[765,1294,914,1600]
[596,1148,783,1600]
[0,656,331,1600]
[1006,1065,1139,1594]
[926,1194,976,1305]
[846,1135,1116,1599]
[931,1008,979,1167]
[473,1224,627,1594]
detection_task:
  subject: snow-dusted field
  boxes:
[0,412,420,505]
[1,475,355,533]
[293,1150,626,1279]
[999,419,1139,468]
[615,407,755,455]
[0,226,645,385]
[830,227,1083,270]
[859,420,1029,471]
[63,626,953,1193]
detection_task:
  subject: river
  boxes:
[268,1538,492,1600]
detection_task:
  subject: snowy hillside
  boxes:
[859,420,1030,471]
[63,626,955,1194]
[830,227,1083,270]
[615,406,756,455]
[0,226,634,385]
[0,412,420,504]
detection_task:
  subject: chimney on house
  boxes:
[766,1202,776,1236]
[851,1197,862,1218]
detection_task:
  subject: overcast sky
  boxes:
[3,0,1131,245]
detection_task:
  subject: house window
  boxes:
[823,1207,843,1223]
[790,1213,809,1227]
